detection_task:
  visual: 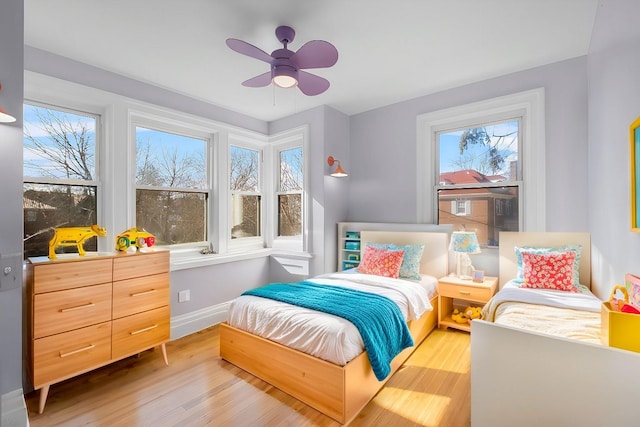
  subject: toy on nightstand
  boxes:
[48,224,107,259]
[465,306,483,324]
[451,308,468,324]
[115,228,156,252]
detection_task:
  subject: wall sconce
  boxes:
[327,156,348,177]
[0,83,16,124]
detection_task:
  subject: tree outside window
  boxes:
[278,147,303,237]
[23,103,98,258]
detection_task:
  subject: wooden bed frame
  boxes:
[471,232,640,426]
[220,229,450,424]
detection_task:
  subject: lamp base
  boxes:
[455,252,474,279]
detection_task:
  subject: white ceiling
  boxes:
[24,1,599,122]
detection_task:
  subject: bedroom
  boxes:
[1,0,640,425]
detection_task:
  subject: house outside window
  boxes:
[23,103,99,258]
[418,88,545,246]
[135,126,209,246]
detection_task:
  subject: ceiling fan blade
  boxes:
[291,40,338,69]
[242,72,272,87]
[226,38,273,63]
[297,71,330,96]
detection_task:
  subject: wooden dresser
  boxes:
[26,250,170,413]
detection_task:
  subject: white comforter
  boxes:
[227,272,437,366]
[482,282,603,343]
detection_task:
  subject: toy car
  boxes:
[115,228,156,251]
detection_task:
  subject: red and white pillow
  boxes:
[520,251,580,293]
[357,245,405,278]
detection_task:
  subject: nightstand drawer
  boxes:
[33,283,112,339]
[33,321,112,387]
[112,272,170,319]
[438,282,493,302]
[112,305,170,360]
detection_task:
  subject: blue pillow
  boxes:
[366,243,424,280]
[514,245,582,285]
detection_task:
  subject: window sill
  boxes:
[170,248,312,272]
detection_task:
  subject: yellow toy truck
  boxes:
[115,228,156,252]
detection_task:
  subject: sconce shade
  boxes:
[327,155,348,177]
[0,84,16,123]
[449,231,481,254]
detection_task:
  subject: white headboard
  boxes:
[499,232,591,289]
[361,230,449,279]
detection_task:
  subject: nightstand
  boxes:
[437,275,498,332]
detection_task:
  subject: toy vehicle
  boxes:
[115,228,156,251]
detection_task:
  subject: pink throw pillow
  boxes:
[357,246,405,278]
[521,251,579,293]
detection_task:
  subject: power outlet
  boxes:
[178,289,191,302]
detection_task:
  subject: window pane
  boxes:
[438,186,519,247]
[23,183,97,258]
[136,127,206,189]
[23,104,97,180]
[278,194,302,237]
[231,194,261,238]
[230,146,259,191]
[136,189,206,245]
[280,147,303,191]
[438,120,519,180]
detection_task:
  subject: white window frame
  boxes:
[226,135,266,252]
[417,88,545,232]
[129,113,213,250]
[268,126,309,253]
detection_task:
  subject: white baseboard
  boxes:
[170,302,230,340]
[1,388,29,427]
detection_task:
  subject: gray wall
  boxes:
[0,0,24,395]
[587,0,640,297]
[348,57,589,233]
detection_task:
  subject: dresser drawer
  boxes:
[33,259,113,293]
[112,272,170,319]
[438,281,493,302]
[33,283,112,339]
[112,305,170,360]
[33,321,111,388]
[113,251,169,282]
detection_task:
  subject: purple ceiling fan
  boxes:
[226,26,338,96]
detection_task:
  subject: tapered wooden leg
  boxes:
[160,342,168,365]
[38,385,50,414]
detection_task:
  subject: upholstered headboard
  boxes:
[498,232,591,289]
[361,230,449,279]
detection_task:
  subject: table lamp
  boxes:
[449,231,481,279]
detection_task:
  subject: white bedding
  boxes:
[227,272,437,366]
[482,281,603,343]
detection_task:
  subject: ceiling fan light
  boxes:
[272,67,298,88]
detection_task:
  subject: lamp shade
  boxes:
[449,231,481,254]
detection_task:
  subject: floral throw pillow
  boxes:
[357,246,405,278]
[521,251,579,292]
[367,243,425,280]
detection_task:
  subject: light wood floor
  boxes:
[25,326,471,427]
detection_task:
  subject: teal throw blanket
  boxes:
[242,281,414,381]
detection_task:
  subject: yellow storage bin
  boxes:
[601,302,640,352]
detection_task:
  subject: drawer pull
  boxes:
[459,291,471,295]
[130,324,158,335]
[59,344,95,358]
[130,289,157,297]
[60,302,95,312]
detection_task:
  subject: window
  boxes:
[23,103,99,258]
[437,120,520,246]
[277,146,303,237]
[230,145,261,239]
[417,88,545,243]
[135,126,208,246]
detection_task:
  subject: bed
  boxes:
[220,230,449,425]
[471,232,640,427]
[481,231,602,343]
